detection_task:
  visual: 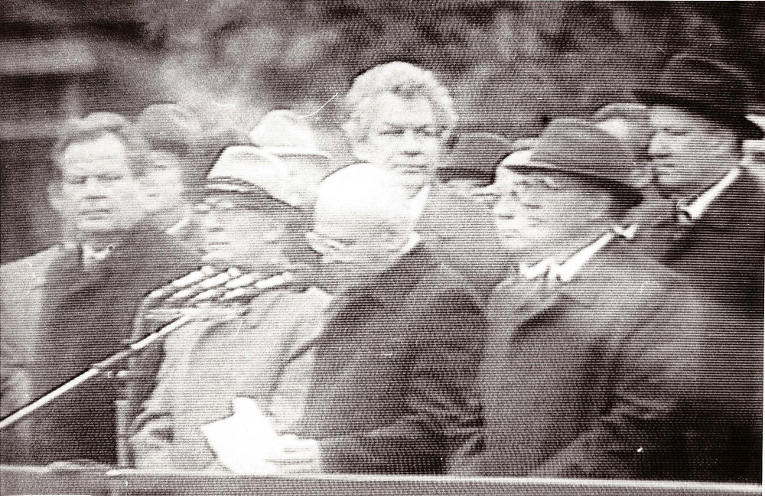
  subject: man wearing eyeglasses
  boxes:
[468,119,716,481]
[261,163,485,475]
[341,61,508,301]
[131,145,330,471]
[0,113,199,465]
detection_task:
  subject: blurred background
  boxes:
[2,0,764,263]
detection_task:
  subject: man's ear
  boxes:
[47,182,64,213]
[709,129,739,158]
[352,139,373,164]
[379,223,410,252]
[263,220,288,244]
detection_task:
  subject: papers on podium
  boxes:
[201,397,280,475]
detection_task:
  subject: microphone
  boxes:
[146,266,218,300]
[219,272,294,302]
[163,267,242,304]
[185,271,262,305]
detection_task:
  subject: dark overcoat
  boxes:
[635,170,764,318]
[473,240,762,482]
[418,184,509,302]
[291,245,486,475]
[28,229,198,464]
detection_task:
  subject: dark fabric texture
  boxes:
[417,184,509,303]
[27,229,198,465]
[636,170,764,319]
[470,241,762,482]
[292,245,486,475]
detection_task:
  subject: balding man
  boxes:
[264,164,485,474]
[341,61,508,301]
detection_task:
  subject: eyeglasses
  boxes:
[495,174,563,204]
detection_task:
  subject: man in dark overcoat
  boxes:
[633,54,764,319]
[264,164,486,475]
[466,118,758,481]
[26,113,198,465]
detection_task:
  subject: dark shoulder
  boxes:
[136,230,200,271]
[409,260,483,312]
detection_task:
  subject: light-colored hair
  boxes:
[52,112,151,177]
[343,61,457,144]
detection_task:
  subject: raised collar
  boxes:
[675,167,742,224]
[513,225,639,306]
[342,244,437,309]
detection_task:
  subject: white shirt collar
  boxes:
[166,215,192,236]
[409,185,431,220]
[676,167,741,223]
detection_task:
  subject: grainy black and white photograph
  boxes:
[0,1,763,495]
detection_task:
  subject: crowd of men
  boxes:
[0,53,763,483]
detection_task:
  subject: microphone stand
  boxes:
[0,314,193,465]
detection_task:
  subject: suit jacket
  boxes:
[1,245,62,463]
[417,184,509,302]
[472,240,750,481]
[633,170,764,318]
[28,228,198,465]
[290,245,486,475]
[1,245,63,369]
[131,289,329,470]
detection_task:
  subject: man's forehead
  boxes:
[648,105,716,131]
[63,134,127,163]
[372,93,435,127]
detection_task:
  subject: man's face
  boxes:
[143,151,185,214]
[198,194,285,270]
[493,170,610,259]
[308,209,402,291]
[353,93,442,194]
[648,105,736,196]
[59,133,146,235]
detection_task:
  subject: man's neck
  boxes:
[520,223,615,268]
[79,232,126,251]
[153,204,189,233]
[665,160,741,202]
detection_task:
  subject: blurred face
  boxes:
[470,166,514,208]
[198,194,285,270]
[493,170,610,259]
[354,93,442,196]
[308,210,403,291]
[742,144,765,169]
[648,105,737,197]
[59,133,146,236]
[143,151,185,214]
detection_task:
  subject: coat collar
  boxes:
[340,244,437,310]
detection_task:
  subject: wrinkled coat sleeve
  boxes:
[129,330,185,469]
[319,292,486,474]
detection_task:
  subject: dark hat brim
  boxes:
[514,161,644,206]
[635,89,764,141]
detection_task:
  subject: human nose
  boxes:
[201,208,224,231]
[648,131,669,157]
[83,177,106,198]
[493,195,517,218]
[401,130,423,154]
